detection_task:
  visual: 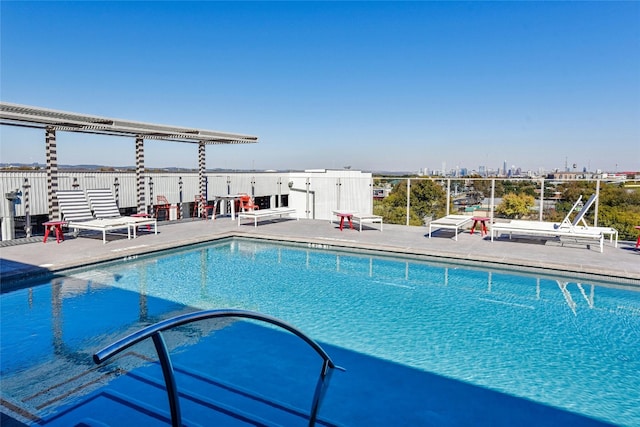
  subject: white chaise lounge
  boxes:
[490,220,605,252]
[86,188,157,238]
[490,194,615,252]
[331,211,383,231]
[352,213,383,231]
[57,190,134,244]
[428,215,473,241]
[237,207,297,227]
[566,194,618,246]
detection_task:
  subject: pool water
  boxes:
[1,238,639,426]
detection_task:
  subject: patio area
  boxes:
[1,216,638,287]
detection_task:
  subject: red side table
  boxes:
[336,212,354,231]
[635,226,640,248]
[471,216,490,236]
[43,221,67,243]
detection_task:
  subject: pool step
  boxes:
[37,361,336,426]
[0,355,121,424]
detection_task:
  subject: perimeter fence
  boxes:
[372,176,640,241]
[1,171,639,242]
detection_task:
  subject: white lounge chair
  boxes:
[568,194,597,228]
[331,210,383,231]
[86,188,157,238]
[490,195,611,252]
[561,194,618,246]
[56,190,134,244]
[428,215,473,241]
[237,207,297,227]
[491,219,605,252]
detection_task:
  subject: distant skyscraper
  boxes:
[503,160,507,176]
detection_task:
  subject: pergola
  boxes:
[0,102,258,219]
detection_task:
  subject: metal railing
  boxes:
[1,170,638,240]
[372,176,640,240]
[93,308,344,427]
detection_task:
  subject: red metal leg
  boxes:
[43,225,51,243]
[339,216,345,231]
[55,225,64,243]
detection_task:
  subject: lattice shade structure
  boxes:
[0,102,258,144]
[1,102,259,220]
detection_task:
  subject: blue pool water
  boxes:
[1,238,639,426]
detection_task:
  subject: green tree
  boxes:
[374,179,448,225]
[598,184,640,240]
[471,178,503,197]
[496,193,535,219]
[545,181,640,240]
[471,178,539,199]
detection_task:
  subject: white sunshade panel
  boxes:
[0,102,258,144]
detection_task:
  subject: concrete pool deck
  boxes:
[1,216,639,286]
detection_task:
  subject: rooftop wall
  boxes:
[0,170,373,221]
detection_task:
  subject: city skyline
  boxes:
[1,2,639,172]
[1,157,632,177]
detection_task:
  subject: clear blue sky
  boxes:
[1,1,639,173]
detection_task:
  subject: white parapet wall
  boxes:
[287,169,373,221]
[0,170,373,221]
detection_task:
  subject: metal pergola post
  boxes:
[134,137,146,214]
[198,141,206,216]
[45,127,59,221]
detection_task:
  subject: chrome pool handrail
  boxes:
[93,308,344,427]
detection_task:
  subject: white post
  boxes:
[369,177,374,214]
[539,178,544,221]
[490,179,495,224]
[406,178,411,226]
[446,178,451,216]
[277,177,282,207]
[306,177,311,219]
[594,179,600,226]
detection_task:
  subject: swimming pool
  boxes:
[2,238,639,426]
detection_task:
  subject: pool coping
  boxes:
[2,228,638,292]
[1,218,638,288]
